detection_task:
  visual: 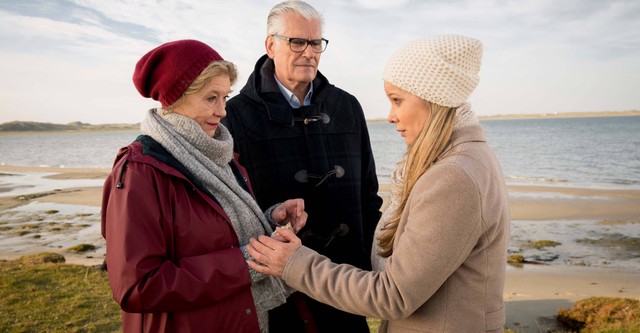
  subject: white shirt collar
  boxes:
[274,75,313,108]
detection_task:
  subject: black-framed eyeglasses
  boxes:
[272,34,329,53]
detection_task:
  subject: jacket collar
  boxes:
[133,135,250,200]
[447,124,487,152]
[241,54,332,126]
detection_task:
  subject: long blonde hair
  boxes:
[377,102,457,257]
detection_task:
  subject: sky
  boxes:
[0,0,639,125]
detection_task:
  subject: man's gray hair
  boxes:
[267,1,324,35]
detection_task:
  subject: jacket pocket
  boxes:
[485,306,505,331]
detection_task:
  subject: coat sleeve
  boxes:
[282,163,482,319]
[102,160,252,313]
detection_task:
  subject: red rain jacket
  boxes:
[101,135,260,332]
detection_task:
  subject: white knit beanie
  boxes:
[383,34,483,108]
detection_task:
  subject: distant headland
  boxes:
[1,110,638,132]
[0,121,139,135]
[366,110,640,122]
[478,110,640,120]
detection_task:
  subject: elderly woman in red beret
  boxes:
[101,39,307,333]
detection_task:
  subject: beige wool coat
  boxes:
[282,124,510,332]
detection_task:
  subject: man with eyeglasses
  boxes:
[223,1,382,332]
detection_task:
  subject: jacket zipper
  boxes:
[116,160,129,189]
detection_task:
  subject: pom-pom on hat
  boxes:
[133,39,224,107]
[383,34,482,108]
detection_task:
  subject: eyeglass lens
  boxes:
[289,38,327,53]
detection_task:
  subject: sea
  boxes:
[1,116,639,270]
[1,115,639,189]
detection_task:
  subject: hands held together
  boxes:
[250,198,307,277]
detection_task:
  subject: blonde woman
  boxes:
[246,35,510,333]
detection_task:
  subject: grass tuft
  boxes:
[527,240,562,249]
[557,296,640,332]
[18,252,66,265]
[67,244,96,253]
[508,253,525,263]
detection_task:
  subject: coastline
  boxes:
[2,110,639,130]
[366,110,640,122]
[1,164,639,332]
[480,109,640,121]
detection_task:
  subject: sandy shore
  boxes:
[1,165,639,332]
[504,265,639,332]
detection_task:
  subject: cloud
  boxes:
[354,0,410,10]
[0,0,639,124]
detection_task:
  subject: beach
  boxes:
[1,165,639,332]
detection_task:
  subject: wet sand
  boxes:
[1,165,639,332]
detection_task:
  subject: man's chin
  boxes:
[294,73,317,82]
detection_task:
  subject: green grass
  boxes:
[0,253,121,333]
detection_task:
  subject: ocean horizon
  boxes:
[1,116,639,189]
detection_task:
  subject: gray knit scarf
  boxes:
[141,109,287,332]
[371,104,479,271]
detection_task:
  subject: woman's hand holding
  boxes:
[247,228,301,277]
[270,198,307,234]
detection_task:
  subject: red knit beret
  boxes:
[133,39,224,107]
